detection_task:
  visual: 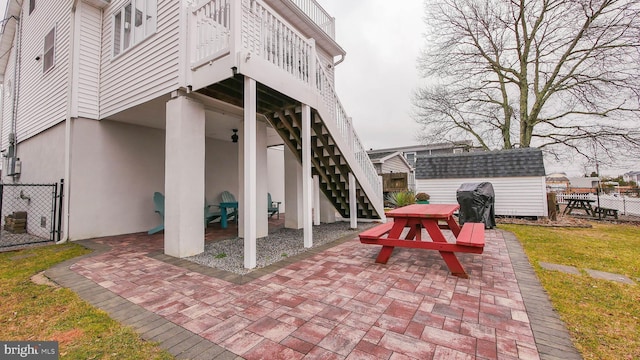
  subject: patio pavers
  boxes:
[45,227,582,360]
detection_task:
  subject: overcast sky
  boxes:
[1,0,634,177]
[319,0,639,177]
[321,0,425,152]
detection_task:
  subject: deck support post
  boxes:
[302,104,313,248]
[242,76,257,269]
[313,175,320,225]
[164,95,205,258]
[349,173,357,229]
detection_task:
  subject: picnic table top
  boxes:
[386,204,459,219]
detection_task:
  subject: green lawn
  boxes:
[500,223,640,360]
[0,243,172,360]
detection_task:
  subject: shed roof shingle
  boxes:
[415,148,545,179]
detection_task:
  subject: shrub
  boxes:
[386,191,416,208]
[416,192,430,201]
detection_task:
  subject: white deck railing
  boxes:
[191,0,383,212]
[192,0,231,66]
[288,0,335,39]
[251,0,314,84]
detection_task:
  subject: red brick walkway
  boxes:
[68,228,543,359]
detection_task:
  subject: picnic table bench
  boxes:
[359,204,485,278]
[594,206,619,219]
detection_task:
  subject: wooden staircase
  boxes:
[199,76,382,219]
[269,106,379,219]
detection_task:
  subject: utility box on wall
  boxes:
[3,157,21,176]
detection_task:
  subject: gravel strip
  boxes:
[185,221,377,275]
[0,230,52,251]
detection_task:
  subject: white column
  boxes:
[302,104,313,248]
[313,175,321,225]
[164,95,205,258]
[243,77,257,269]
[349,172,357,229]
[256,121,268,237]
[284,145,303,229]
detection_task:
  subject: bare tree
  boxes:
[414,0,640,163]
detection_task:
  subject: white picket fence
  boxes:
[556,192,640,217]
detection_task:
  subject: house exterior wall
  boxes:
[381,155,411,174]
[205,137,240,205]
[416,176,548,217]
[3,122,66,184]
[68,117,240,240]
[99,0,182,118]
[75,2,102,119]
[13,0,73,144]
[68,118,166,239]
[267,146,286,213]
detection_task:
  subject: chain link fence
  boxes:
[0,182,62,249]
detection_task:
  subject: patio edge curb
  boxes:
[501,230,583,360]
[44,239,243,360]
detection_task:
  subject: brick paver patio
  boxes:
[46,224,581,359]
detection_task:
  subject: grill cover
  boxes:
[456,182,496,229]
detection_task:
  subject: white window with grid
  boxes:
[112,0,157,57]
[43,27,55,73]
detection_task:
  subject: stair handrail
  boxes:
[314,58,384,204]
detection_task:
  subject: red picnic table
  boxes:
[359,204,485,278]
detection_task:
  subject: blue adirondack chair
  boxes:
[220,191,238,221]
[148,192,165,235]
[204,199,222,226]
[148,192,222,234]
[268,193,281,219]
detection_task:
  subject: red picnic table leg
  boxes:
[422,219,469,278]
[375,218,407,264]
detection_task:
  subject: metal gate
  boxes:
[0,180,63,249]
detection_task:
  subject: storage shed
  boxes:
[415,148,548,217]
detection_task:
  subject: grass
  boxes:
[0,244,172,360]
[500,222,640,360]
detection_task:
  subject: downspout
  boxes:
[59,0,81,244]
[333,54,345,67]
[8,12,22,181]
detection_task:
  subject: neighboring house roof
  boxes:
[367,151,413,173]
[624,171,640,176]
[415,148,546,180]
[568,177,600,188]
[546,173,570,182]
[367,151,396,162]
[368,141,474,155]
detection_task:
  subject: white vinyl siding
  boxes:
[14,0,71,143]
[381,155,411,174]
[100,0,180,118]
[416,176,548,217]
[76,2,102,119]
